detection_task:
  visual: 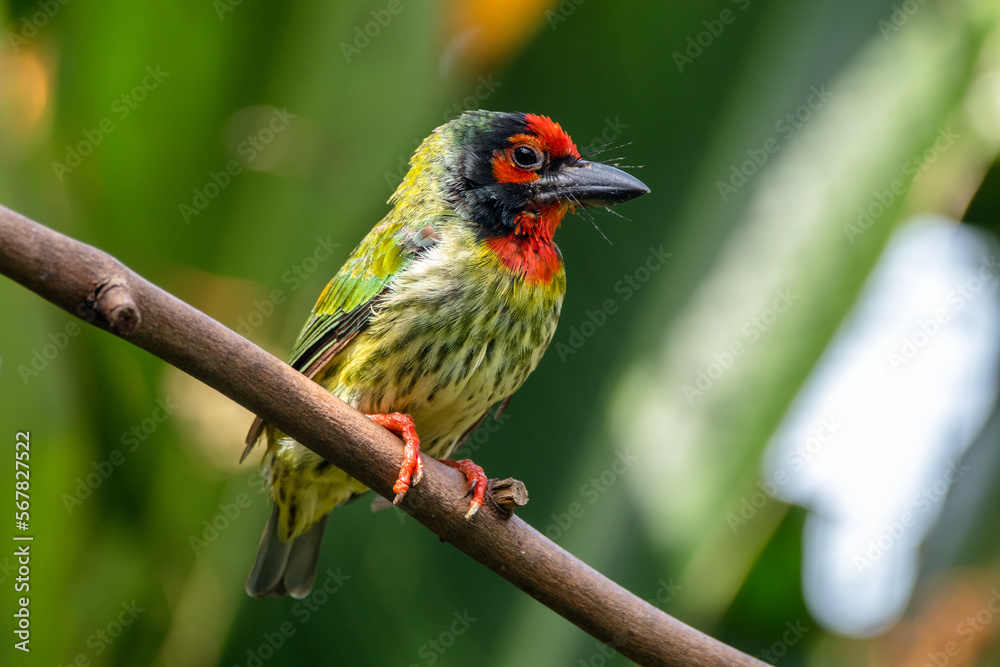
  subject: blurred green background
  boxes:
[3,0,1000,665]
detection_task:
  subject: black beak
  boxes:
[534,160,650,207]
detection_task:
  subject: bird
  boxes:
[242,110,649,598]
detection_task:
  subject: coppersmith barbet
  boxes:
[243,110,649,598]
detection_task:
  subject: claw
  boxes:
[367,414,488,518]
[367,413,422,504]
[440,459,488,520]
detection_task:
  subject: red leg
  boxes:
[367,412,423,504]
[440,459,488,520]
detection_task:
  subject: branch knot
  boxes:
[92,278,140,335]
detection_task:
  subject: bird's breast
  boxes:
[321,231,566,456]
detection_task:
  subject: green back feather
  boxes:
[286,129,454,375]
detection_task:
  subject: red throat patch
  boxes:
[485,114,578,283]
[485,204,569,285]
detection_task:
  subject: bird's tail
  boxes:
[246,506,328,599]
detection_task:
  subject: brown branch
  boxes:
[0,203,767,667]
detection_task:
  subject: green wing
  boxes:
[288,220,440,372]
[241,218,440,460]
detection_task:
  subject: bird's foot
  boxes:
[366,414,486,519]
[367,412,423,504]
[440,459,488,520]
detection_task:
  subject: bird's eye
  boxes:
[511,145,544,170]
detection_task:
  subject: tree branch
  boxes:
[0,203,766,667]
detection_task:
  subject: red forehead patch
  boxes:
[523,113,579,159]
[491,113,582,184]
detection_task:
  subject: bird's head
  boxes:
[391,111,649,283]
[396,111,648,235]
[447,111,648,236]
